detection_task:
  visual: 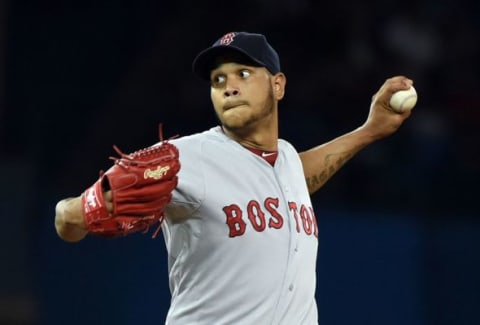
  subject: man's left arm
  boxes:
[300,76,414,194]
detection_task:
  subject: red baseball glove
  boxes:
[80,135,180,238]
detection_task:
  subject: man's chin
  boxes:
[221,119,253,132]
[220,112,251,130]
[222,122,244,132]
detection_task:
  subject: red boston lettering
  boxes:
[247,200,266,232]
[223,204,246,237]
[223,198,317,238]
[264,197,284,229]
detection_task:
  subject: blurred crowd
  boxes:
[3,0,476,217]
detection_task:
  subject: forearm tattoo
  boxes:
[305,150,356,193]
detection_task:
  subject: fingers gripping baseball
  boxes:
[81,139,180,238]
[365,76,414,139]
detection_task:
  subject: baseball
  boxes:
[389,86,417,113]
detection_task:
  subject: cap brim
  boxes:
[192,46,263,81]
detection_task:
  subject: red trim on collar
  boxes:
[245,147,278,166]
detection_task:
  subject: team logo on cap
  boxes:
[220,32,236,45]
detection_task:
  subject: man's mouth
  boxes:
[224,101,248,110]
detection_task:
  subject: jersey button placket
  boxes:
[288,245,298,293]
[286,217,299,296]
[271,171,300,322]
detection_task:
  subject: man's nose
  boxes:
[224,84,240,97]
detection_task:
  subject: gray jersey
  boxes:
[162,126,318,325]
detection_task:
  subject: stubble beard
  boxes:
[219,86,275,134]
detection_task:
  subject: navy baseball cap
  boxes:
[192,32,281,81]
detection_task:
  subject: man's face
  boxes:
[209,62,276,132]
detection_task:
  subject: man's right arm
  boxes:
[55,197,88,242]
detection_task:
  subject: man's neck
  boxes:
[221,125,278,151]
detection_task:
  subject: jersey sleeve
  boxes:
[163,134,206,221]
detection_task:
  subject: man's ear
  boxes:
[273,73,286,100]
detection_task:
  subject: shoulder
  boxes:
[278,138,299,155]
[152,126,227,157]
[277,138,303,169]
[168,126,226,148]
[161,125,237,168]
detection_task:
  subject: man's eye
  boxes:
[213,75,225,84]
[239,70,251,78]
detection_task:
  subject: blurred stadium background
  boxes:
[1,0,479,324]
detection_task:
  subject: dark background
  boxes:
[1,0,479,324]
